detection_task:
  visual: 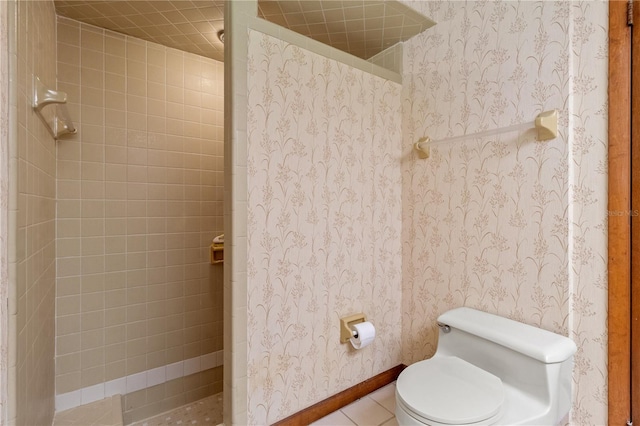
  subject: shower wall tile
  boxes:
[55,16,224,417]
[9,0,58,425]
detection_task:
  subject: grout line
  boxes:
[334,409,358,426]
[339,395,396,426]
[55,349,223,412]
[369,386,396,414]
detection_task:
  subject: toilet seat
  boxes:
[396,356,504,425]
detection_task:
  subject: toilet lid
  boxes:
[396,356,504,425]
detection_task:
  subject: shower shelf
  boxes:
[210,244,223,264]
[210,234,224,264]
[33,76,77,140]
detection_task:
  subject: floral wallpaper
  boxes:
[400,1,608,424]
[246,31,403,424]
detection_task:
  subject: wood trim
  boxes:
[272,365,406,426]
[632,2,640,423]
[608,1,632,425]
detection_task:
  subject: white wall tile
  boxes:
[146,366,166,387]
[81,383,105,405]
[165,361,184,381]
[56,390,82,412]
[125,372,146,393]
[183,356,201,376]
[104,377,126,397]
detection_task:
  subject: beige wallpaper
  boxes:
[9,0,59,424]
[54,16,224,420]
[400,1,608,424]
[0,0,609,424]
[246,30,403,424]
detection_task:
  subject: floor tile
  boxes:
[341,396,394,426]
[129,393,223,426]
[381,417,399,426]
[368,383,396,413]
[310,409,357,425]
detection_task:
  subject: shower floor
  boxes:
[130,393,223,426]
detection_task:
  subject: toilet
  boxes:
[395,307,577,426]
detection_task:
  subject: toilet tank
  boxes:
[435,307,577,423]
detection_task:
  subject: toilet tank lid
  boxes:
[438,307,577,363]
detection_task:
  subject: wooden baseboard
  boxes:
[272,364,406,426]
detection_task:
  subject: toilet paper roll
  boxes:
[350,321,375,349]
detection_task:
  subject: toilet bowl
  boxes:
[396,356,504,425]
[395,307,577,426]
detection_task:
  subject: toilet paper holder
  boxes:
[340,313,366,343]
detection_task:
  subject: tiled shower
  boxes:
[7,1,225,423]
[54,17,225,423]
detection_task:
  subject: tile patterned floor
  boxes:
[311,382,398,426]
[53,383,394,426]
[130,393,223,426]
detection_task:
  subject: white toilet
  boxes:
[395,307,577,426]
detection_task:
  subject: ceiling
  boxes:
[54,0,225,61]
[54,1,435,63]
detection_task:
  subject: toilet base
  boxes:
[395,405,426,426]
